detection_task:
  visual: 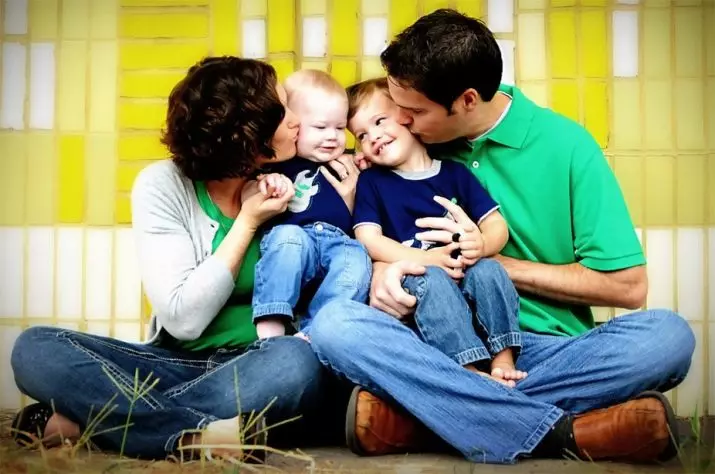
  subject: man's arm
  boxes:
[494,255,647,309]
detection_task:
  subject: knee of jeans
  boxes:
[274,337,326,399]
[11,326,64,387]
[649,310,695,371]
[406,265,453,297]
[466,258,508,284]
[262,224,310,250]
[310,299,364,358]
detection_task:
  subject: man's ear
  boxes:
[456,88,480,113]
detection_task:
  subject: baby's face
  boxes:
[293,90,348,163]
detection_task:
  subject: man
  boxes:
[308,9,694,464]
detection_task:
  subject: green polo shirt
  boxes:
[431,84,645,337]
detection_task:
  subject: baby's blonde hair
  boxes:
[284,69,347,107]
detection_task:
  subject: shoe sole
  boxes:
[635,390,679,462]
[345,386,366,456]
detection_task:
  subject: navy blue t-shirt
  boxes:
[353,160,499,249]
[265,157,352,234]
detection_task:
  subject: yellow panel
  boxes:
[613,156,644,227]
[89,41,117,133]
[643,9,671,78]
[643,80,672,150]
[30,0,59,39]
[213,0,239,55]
[612,80,641,150]
[519,82,548,108]
[517,13,546,81]
[117,162,147,192]
[455,0,481,18]
[86,135,117,225]
[270,57,295,81]
[709,78,715,150]
[267,0,295,53]
[121,0,208,5]
[709,155,715,225]
[550,0,575,6]
[90,0,118,39]
[361,0,388,16]
[302,0,326,15]
[301,61,329,71]
[390,0,419,37]
[58,135,85,223]
[331,60,358,87]
[120,71,184,98]
[423,0,450,14]
[120,42,208,69]
[241,0,267,16]
[120,13,209,38]
[119,134,167,160]
[141,291,153,324]
[58,41,87,132]
[115,195,132,224]
[361,58,385,80]
[346,131,355,150]
[644,156,675,226]
[708,8,715,76]
[26,133,55,225]
[549,10,577,78]
[331,0,359,56]
[580,10,607,78]
[581,0,607,5]
[0,134,27,225]
[676,155,706,225]
[674,8,703,77]
[119,102,167,130]
[583,82,608,148]
[644,0,671,5]
[518,0,546,8]
[550,82,578,123]
[675,78,705,150]
[62,0,89,39]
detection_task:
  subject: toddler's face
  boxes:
[293,90,348,163]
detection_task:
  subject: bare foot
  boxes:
[491,348,527,385]
[43,413,80,447]
[464,364,517,388]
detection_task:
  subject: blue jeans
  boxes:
[402,261,520,366]
[310,285,695,463]
[11,328,343,459]
[253,223,371,332]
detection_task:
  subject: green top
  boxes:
[432,84,645,337]
[177,181,260,350]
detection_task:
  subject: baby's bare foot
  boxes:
[465,364,516,388]
[491,365,528,384]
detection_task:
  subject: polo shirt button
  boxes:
[472,161,480,169]
[316,223,324,232]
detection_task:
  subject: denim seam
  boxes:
[252,302,294,320]
[165,416,214,455]
[65,332,209,368]
[487,332,522,355]
[65,335,164,410]
[453,347,491,366]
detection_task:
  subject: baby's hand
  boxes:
[257,173,292,198]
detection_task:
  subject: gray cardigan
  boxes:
[131,160,237,343]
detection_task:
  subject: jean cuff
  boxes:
[487,332,522,358]
[453,346,490,366]
[252,303,294,322]
[167,414,218,458]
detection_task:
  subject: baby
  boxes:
[248,70,371,340]
[347,78,525,386]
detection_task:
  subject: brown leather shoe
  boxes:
[572,391,679,462]
[345,386,436,456]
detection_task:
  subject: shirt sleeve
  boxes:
[455,162,500,224]
[571,137,645,271]
[353,171,383,229]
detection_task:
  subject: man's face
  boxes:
[387,77,466,144]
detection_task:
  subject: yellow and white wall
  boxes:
[0,0,713,415]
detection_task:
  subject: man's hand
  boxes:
[370,261,425,319]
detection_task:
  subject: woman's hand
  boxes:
[415,196,483,266]
[238,174,294,231]
[320,154,360,211]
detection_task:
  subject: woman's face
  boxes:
[261,83,299,165]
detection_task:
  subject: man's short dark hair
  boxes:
[380,9,502,111]
[162,56,285,181]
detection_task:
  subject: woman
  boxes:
[10,56,339,460]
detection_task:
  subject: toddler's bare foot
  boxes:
[490,348,527,386]
[464,364,517,388]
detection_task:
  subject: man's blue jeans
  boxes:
[11,329,342,459]
[253,223,371,332]
[403,261,520,366]
[309,272,695,463]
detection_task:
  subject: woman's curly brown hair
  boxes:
[162,56,285,181]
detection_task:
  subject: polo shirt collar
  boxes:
[471,84,535,150]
